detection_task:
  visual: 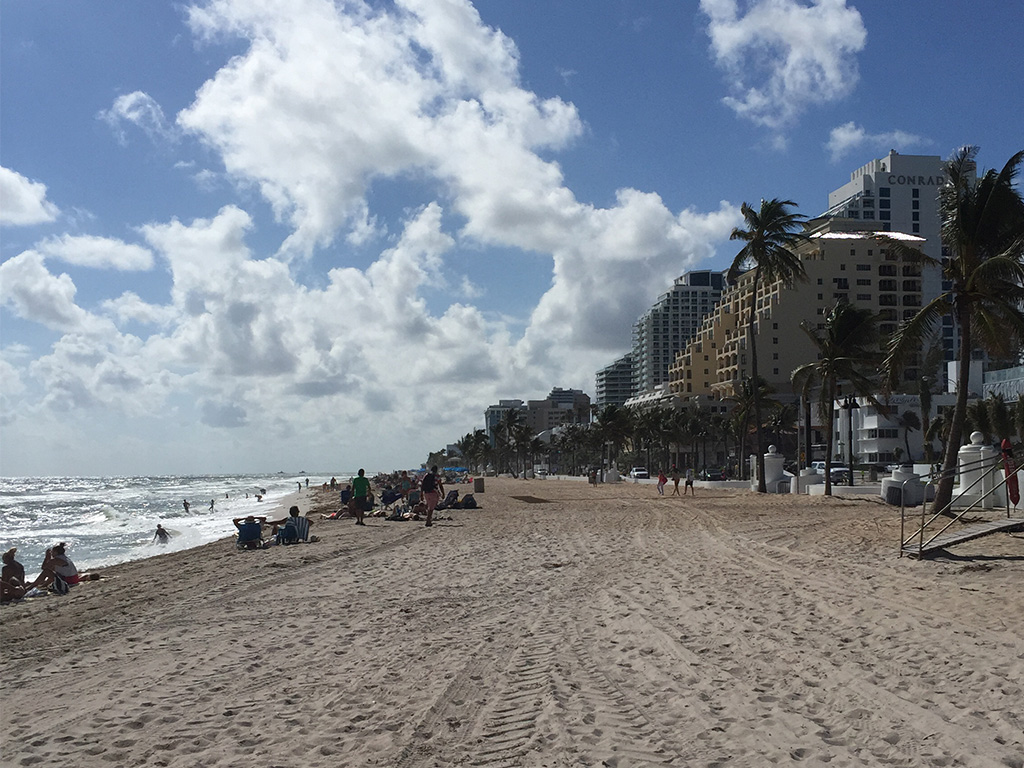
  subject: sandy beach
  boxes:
[2,477,1022,767]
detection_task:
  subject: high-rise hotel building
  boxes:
[595,270,725,408]
[631,270,725,395]
[668,151,950,400]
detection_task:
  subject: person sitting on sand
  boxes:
[153,524,172,544]
[34,543,100,591]
[269,506,313,544]
[233,516,267,550]
[1,547,31,603]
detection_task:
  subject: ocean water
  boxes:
[0,473,343,579]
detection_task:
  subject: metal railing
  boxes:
[899,446,1020,557]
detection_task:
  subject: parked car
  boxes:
[829,466,851,483]
[699,468,726,481]
[629,467,650,479]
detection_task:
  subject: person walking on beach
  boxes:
[684,467,695,496]
[421,466,444,527]
[657,470,667,496]
[153,524,171,544]
[351,469,371,526]
[670,467,681,496]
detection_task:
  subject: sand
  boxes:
[2,478,1022,767]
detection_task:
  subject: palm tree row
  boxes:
[441,147,1023,499]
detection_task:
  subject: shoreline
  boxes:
[2,478,1021,766]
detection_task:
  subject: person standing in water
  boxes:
[153,524,171,544]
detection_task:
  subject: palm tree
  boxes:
[594,405,633,474]
[882,146,1024,512]
[916,341,945,464]
[791,301,882,495]
[728,198,810,491]
[987,394,1014,443]
[896,410,921,461]
[965,399,993,443]
[725,375,775,479]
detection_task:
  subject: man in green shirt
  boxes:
[351,468,371,526]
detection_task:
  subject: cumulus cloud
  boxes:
[1,0,746,473]
[826,121,930,162]
[0,166,60,226]
[98,91,178,145]
[700,0,867,130]
[35,234,155,270]
[0,252,95,331]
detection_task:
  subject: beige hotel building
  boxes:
[667,151,949,422]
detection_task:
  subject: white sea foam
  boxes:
[0,472,352,577]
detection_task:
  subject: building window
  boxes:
[879,187,890,197]
[912,188,920,198]
[849,210,859,218]
[857,293,871,301]
[773,337,779,345]
[863,211,875,219]
[880,211,891,220]
[817,293,823,300]
[912,212,920,221]
[856,264,870,271]
[772,352,779,360]
[856,278,871,286]
[879,199,891,209]
[817,278,823,285]
[912,223,920,233]
[912,200,920,210]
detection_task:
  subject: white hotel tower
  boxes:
[825,150,952,360]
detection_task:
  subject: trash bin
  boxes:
[473,477,485,494]
[885,485,902,505]
[869,466,878,482]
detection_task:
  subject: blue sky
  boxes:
[2,0,1021,476]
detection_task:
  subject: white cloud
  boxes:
[100,292,178,327]
[98,91,178,145]
[1,0,747,474]
[35,234,155,270]
[700,0,867,130]
[826,121,929,162]
[0,166,60,226]
[0,251,94,331]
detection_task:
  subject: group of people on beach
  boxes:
[318,466,455,527]
[655,467,695,496]
[228,466,458,551]
[1,543,100,603]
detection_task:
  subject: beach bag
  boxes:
[51,574,70,595]
[460,494,477,509]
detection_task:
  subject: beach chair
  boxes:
[435,490,459,510]
[379,488,403,512]
[236,520,264,550]
[276,515,311,544]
